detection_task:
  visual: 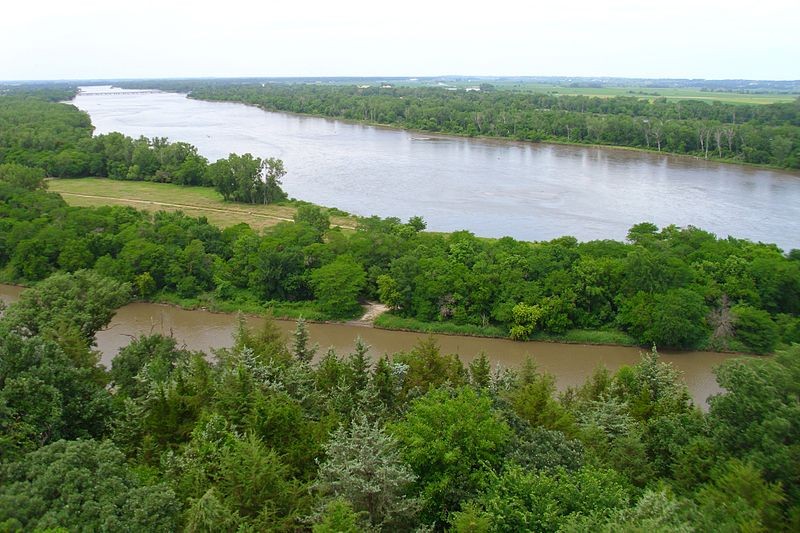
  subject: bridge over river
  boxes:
[77,89,160,96]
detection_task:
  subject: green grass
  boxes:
[47,178,357,231]
[489,83,797,104]
[529,329,639,346]
[406,80,797,104]
[375,312,639,346]
[374,313,508,338]
[150,291,332,321]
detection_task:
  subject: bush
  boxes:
[733,304,779,354]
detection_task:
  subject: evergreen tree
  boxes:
[292,316,318,364]
[314,413,418,531]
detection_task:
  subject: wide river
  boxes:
[71,86,800,250]
[1,284,735,407]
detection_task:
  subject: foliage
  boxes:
[507,426,585,473]
[310,255,367,319]
[110,334,194,398]
[311,498,364,533]
[0,330,114,458]
[314,413,418,530]
[0,272,796,530]
[392,337,466,398]
[732,304,779,354]
[0,86,799,532]
[450,502,491,533]
[509,302,542,340]
[618,288,710,349]
[292,316,318,363]
[1,177,795,346]
[294,204,331,234]
[0,439,179,531]
[612,347,694,422]
[184,83,800,169]
[2,270,130,342]
[208,153,287,204]
[0,163,47,190]
[707,344,800,508]
[561,489,694,532]
[465,463,631,532]
[392,387,511,525]
[694,460,785,532]
[168,421,304,530]
[184,488,239,533]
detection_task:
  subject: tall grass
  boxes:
[150,291,330,321]
[375,312,640,346]
[374,313,507,338]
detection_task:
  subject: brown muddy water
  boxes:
[1,284,736,407]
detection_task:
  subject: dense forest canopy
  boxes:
[0,180,798,352]
[1,270,799,531]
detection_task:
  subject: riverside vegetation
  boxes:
[1,269,799,531]
[124,80,800,169]
[1,87,799,353]
[2,84,800,531]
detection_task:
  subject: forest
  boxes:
[1,177,799,353]
[1,90,799,353]
[0,92,285,203]
[1,267,799,531]
[1,86,799,530]
[123,81,800,169]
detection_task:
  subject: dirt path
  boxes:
[57,192,356,229]
[348,301,389,326]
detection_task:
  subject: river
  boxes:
[71,86,800,251]
[0,284,733,407]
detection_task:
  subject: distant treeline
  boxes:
[0,95,286,203]
[0,83,77,102]
[132,82,800,168]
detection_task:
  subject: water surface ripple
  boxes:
[72,86,800,250]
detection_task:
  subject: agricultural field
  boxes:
[499,84,798,104]
[47,178,356,231]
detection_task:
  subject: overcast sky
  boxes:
[2,0,798,81]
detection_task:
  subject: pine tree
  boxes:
[347,336,372,393]
[314,413,418,530]
[292,317,318,364]
[469,352,491,389]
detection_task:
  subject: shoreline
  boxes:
[186,93,800,176]
[0,282,756,356]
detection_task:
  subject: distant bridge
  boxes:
[77,90,162,96]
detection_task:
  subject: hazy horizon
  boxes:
[2,0,798,82]
[4,75,800,84]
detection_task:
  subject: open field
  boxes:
[481,84,798,104]
[47,178,357,231]
[121,77,799,105]
[393,80,797,104]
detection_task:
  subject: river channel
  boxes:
[71,86,800,250]
[0,284,735,407]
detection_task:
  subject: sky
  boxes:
[1,0,798,81]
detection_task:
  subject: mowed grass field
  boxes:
[48,178,357,231]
